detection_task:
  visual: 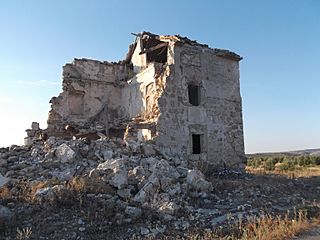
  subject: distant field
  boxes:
[246,152,320,177]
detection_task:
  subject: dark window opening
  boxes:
[192,134,201,154]
[188,84,200,106]
[140,36,168,63]
[146,45,167,63]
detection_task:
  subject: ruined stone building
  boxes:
[46,32,245,169]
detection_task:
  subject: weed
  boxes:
[188,209,318,240]
[16,227,32,240]
[0,185,11,199]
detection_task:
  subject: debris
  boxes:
[140,227,150,235]
[158,201,180,215]
[55,144,76,163]
[0,205,13,222]
[186,169,213,192]
[142,144,156,156]
[102,149,113,160]
[125,206,142,219]
[0,173,9,187]
[110,170,128,189]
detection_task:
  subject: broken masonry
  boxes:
[26,32,245,170]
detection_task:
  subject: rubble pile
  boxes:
[1,135,213,197]
[0,127,232,238]
[2,126,318,239]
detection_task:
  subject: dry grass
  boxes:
[29,181,47,195]
[239,210,315,240]
[1,179,64,203]
[67,176,86,192]
[67,176,116,194]
[0,177,113,207]
[0,185,11,199]
[246,165,320,178]
[189,209,319,240]
[16,227,32,240]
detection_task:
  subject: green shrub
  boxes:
[247,157,263,168]
[278,161,295,171]
[264,158,276,171]
[310,156,320,165]
[247,154,320,170]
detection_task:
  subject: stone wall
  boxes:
[154,43,245,169]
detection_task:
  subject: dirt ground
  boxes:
[1,170,319,240]
[293,227,320,240]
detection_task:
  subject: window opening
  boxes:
[188,84,200,106]
[192,134,201,154]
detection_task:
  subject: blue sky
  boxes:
[0,0,319,153]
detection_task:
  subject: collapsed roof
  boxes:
[125,31,242,64]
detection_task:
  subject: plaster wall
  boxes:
[130,41,147,73]
[121,64,156,119]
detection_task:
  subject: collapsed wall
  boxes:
[46,58,134,138]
